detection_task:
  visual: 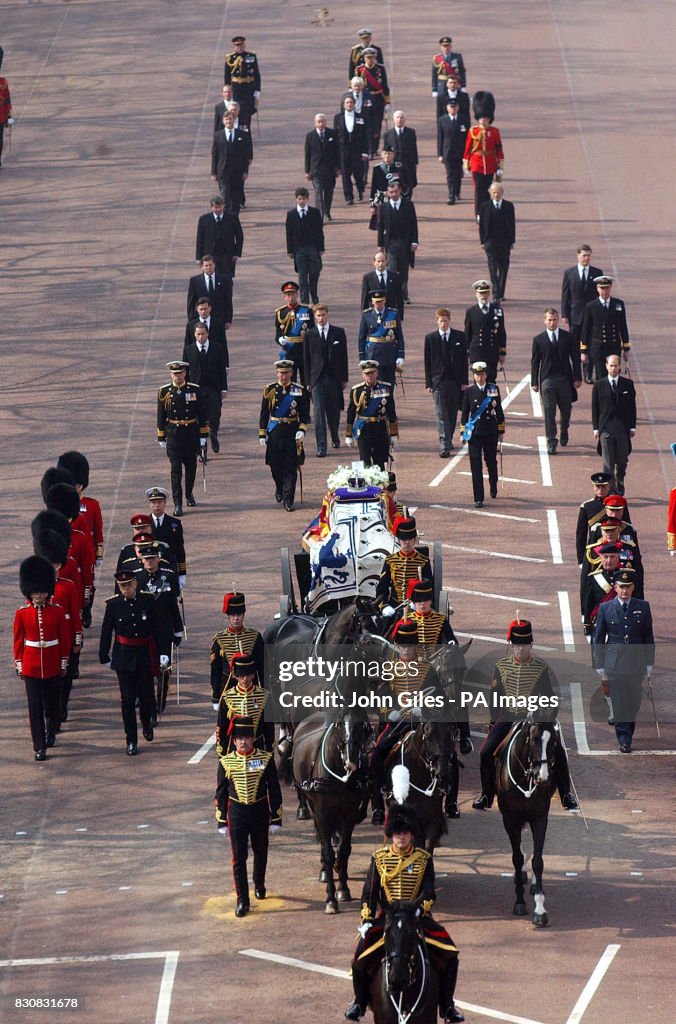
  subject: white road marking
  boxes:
[457,471,536,485]
[445,586,549,606]
[429,374,531,487]
[238,950,547,1024]
[442,543,545,563]
[155,950,180,1024]
[506,410,529,416]
[630,872,643,876]
[531,387,543,418]
[501,441,533,449]
[582,749,676,756]
[431,504,540,522]
[565,944,620,1024]
[570,682,590,755]
[188,733,216,764]
[454,631,556,651]
[558,591,576,652]
[547,509,563,564]
[537,436,553,486]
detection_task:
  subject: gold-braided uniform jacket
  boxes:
[490,655,554,725]
[219,748,282,825]
[375,549,432,607]
[410,610,457,657]
[360,844,434,920]
[216,682,274,756]
[209,626,265,697]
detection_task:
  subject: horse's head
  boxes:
[354,596,383,635]
[522,717,556,786]
[334,711,372,774]
[383,899,423,995]
[429,638,472,692]
[421,719,454,788]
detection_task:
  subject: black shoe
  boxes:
[211,433,220,453]
[255,887,266,900]
[60,708,68,723]
[173,506,183,517]
[447,196,456,205]
[143,727,154,742]
[316,451,326,458]
[445,800,460,819]
[344,1002,364,1021]
[490,487,498,499]
[403,296,411,305]
[35,750,47,762]
[127,743,138,756]
[186,495,196,507]
[346,198,354,205]
[547,443,557,455]
[326,213,333,222]
[619,743,632,753]
[448,442,455,450]
[475,500,484,508]
[371,809,385,826]
[444,1004,465,1023]
[332,439,340,448]
[235,901,250,918]
[472,794,490,810]
[46,734,56,748]
[440,450,450,458]
[560,430,569,447]
[460,735,474,755]
[275,491,283,503]
[561,793,578,810]
[357,192,364,202]
[82,606,92,629]
[284,500,295,512]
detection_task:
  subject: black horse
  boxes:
[292,709,372,913]
[382,721,452,852]
[369,899,439,1024]
[494,717,558,926]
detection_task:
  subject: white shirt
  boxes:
[608,375,618,387]
[549,330,558,342]
[203,272,214,287]
[579,265,588,280]
[296,205,307,216]
[493,200,502,209]
[153,514,164,528]
[390,200,401,210]
[344,111,355,131]
[197,342,210,354]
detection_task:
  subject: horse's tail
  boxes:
[391,763,410,804]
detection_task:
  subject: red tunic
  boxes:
[79,495,104,559]
[0,78,11,125]
[14,601,70,678]
[70,523,95,599]
[54,575,83,649]
[668,488,676,552]
[60,554,83,603]
[463,125,504,175]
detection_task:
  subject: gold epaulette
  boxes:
[264,383,278,398]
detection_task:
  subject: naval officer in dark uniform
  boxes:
[157,361,209,517]
[259,359,309,512]
[460,360,505,508]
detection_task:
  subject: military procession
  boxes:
[4,9,675,1024]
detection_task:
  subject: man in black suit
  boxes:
[213,84,234,132]
[187,255,233,326]
[305,113,340,223]
[478,182,516,302]
[460,361,505,508]
[581,276,631,383]
[591,354,636,494]
[383,111,419,193]
[370,146,410,201]
[377,181,418,304]
[145,487,187,582]
[184,297,229,370]
[303,303,349,457]
[285,187,325,306]
[560,244,603,383]
[334,94,369,204]
[435,70,470,124]
[464,280,506,382]
[531,308,582,455]
[211,110,250,215]
[437,97,468,204]
[360,250,404,319]
[195,196,244,277]
[424,307,468,456]
[182,323,228,453]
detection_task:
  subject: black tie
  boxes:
[320,131,325,142]
[582,269,587,283]
[321,328,327,343]
[154,516,159,528]
[208,275,214,298]
[442,332,448,343]
[378,274,384,287]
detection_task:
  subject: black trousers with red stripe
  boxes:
[227,801,270,904]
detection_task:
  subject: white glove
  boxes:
[218,826,228,836]
[158,441,167,448]
[200,437,207,447]
[259,437,266,446]
[596,668,605,678]
[387,708,402,723]
[269,824,282,833]
[432,91,438,99]
[390,437,397,450]
[95,559,103,570]
[671,551,676,557]
[7,117,14,126]
[345,437,354,447]
[382,605,396,618]
[384,104,390,113]
[395,358,404,368]
[295,430,304,442]
[178,575,186,590]
[358,921,373,939]
[253,91,260,99]
[278,335,288,344]
[646,666,653,678]
[159,655,170,669]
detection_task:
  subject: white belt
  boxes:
[25,639,59,648]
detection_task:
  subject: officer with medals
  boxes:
[134,542,183,716]
[581,541,623,638]
[210,591,265,708]
[156,360,209,517]
[464,280,506,383]
[215,654,275,833]
[145,486,187,584]
[219,716,283,917]
[348,28,385,81]
[460,360,505,508]
[98,570,161,756]
[259,358,309,512]
[223,35,260,127]
[472,619,577,810]
[274,281,314,384]
[345,360,398,470]
[582,516,643,599]
[358,289,405,387]
[355,47,391,158]
[575,471,631,567]
[345,801,464,1023]
[376,516,432,619]
[431,35,467,95]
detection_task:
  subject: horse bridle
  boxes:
[507,720,555,797]
[401,722,447,797]
[384,929,428,1024]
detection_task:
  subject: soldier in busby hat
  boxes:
[57,450,104,567]
[345,799,464,1022]
[209,592,265,709]
[44,479,96,621]
[472,619,577,810]
[463,91,504,215]
[14,556,70,761]
[219,716,283,917]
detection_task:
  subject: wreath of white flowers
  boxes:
[326,465,389,492]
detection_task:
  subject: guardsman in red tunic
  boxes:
[43,478,96,623]
[57,450,105,626]
[463,92,503,215]
[668,486,676,555]
[0,65,12,168]
[14,556,70,761]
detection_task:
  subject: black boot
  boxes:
[345,969,370,1020]
[439,959,464,1022]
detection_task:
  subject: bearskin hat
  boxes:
[45,482,81,521]
[384,802,420,837]
[40,466,76,504]
[31,509,72,546]
[33,529,70,567]
[472,90,496,122]
[57,450,90,488]
[19,555,56,599]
